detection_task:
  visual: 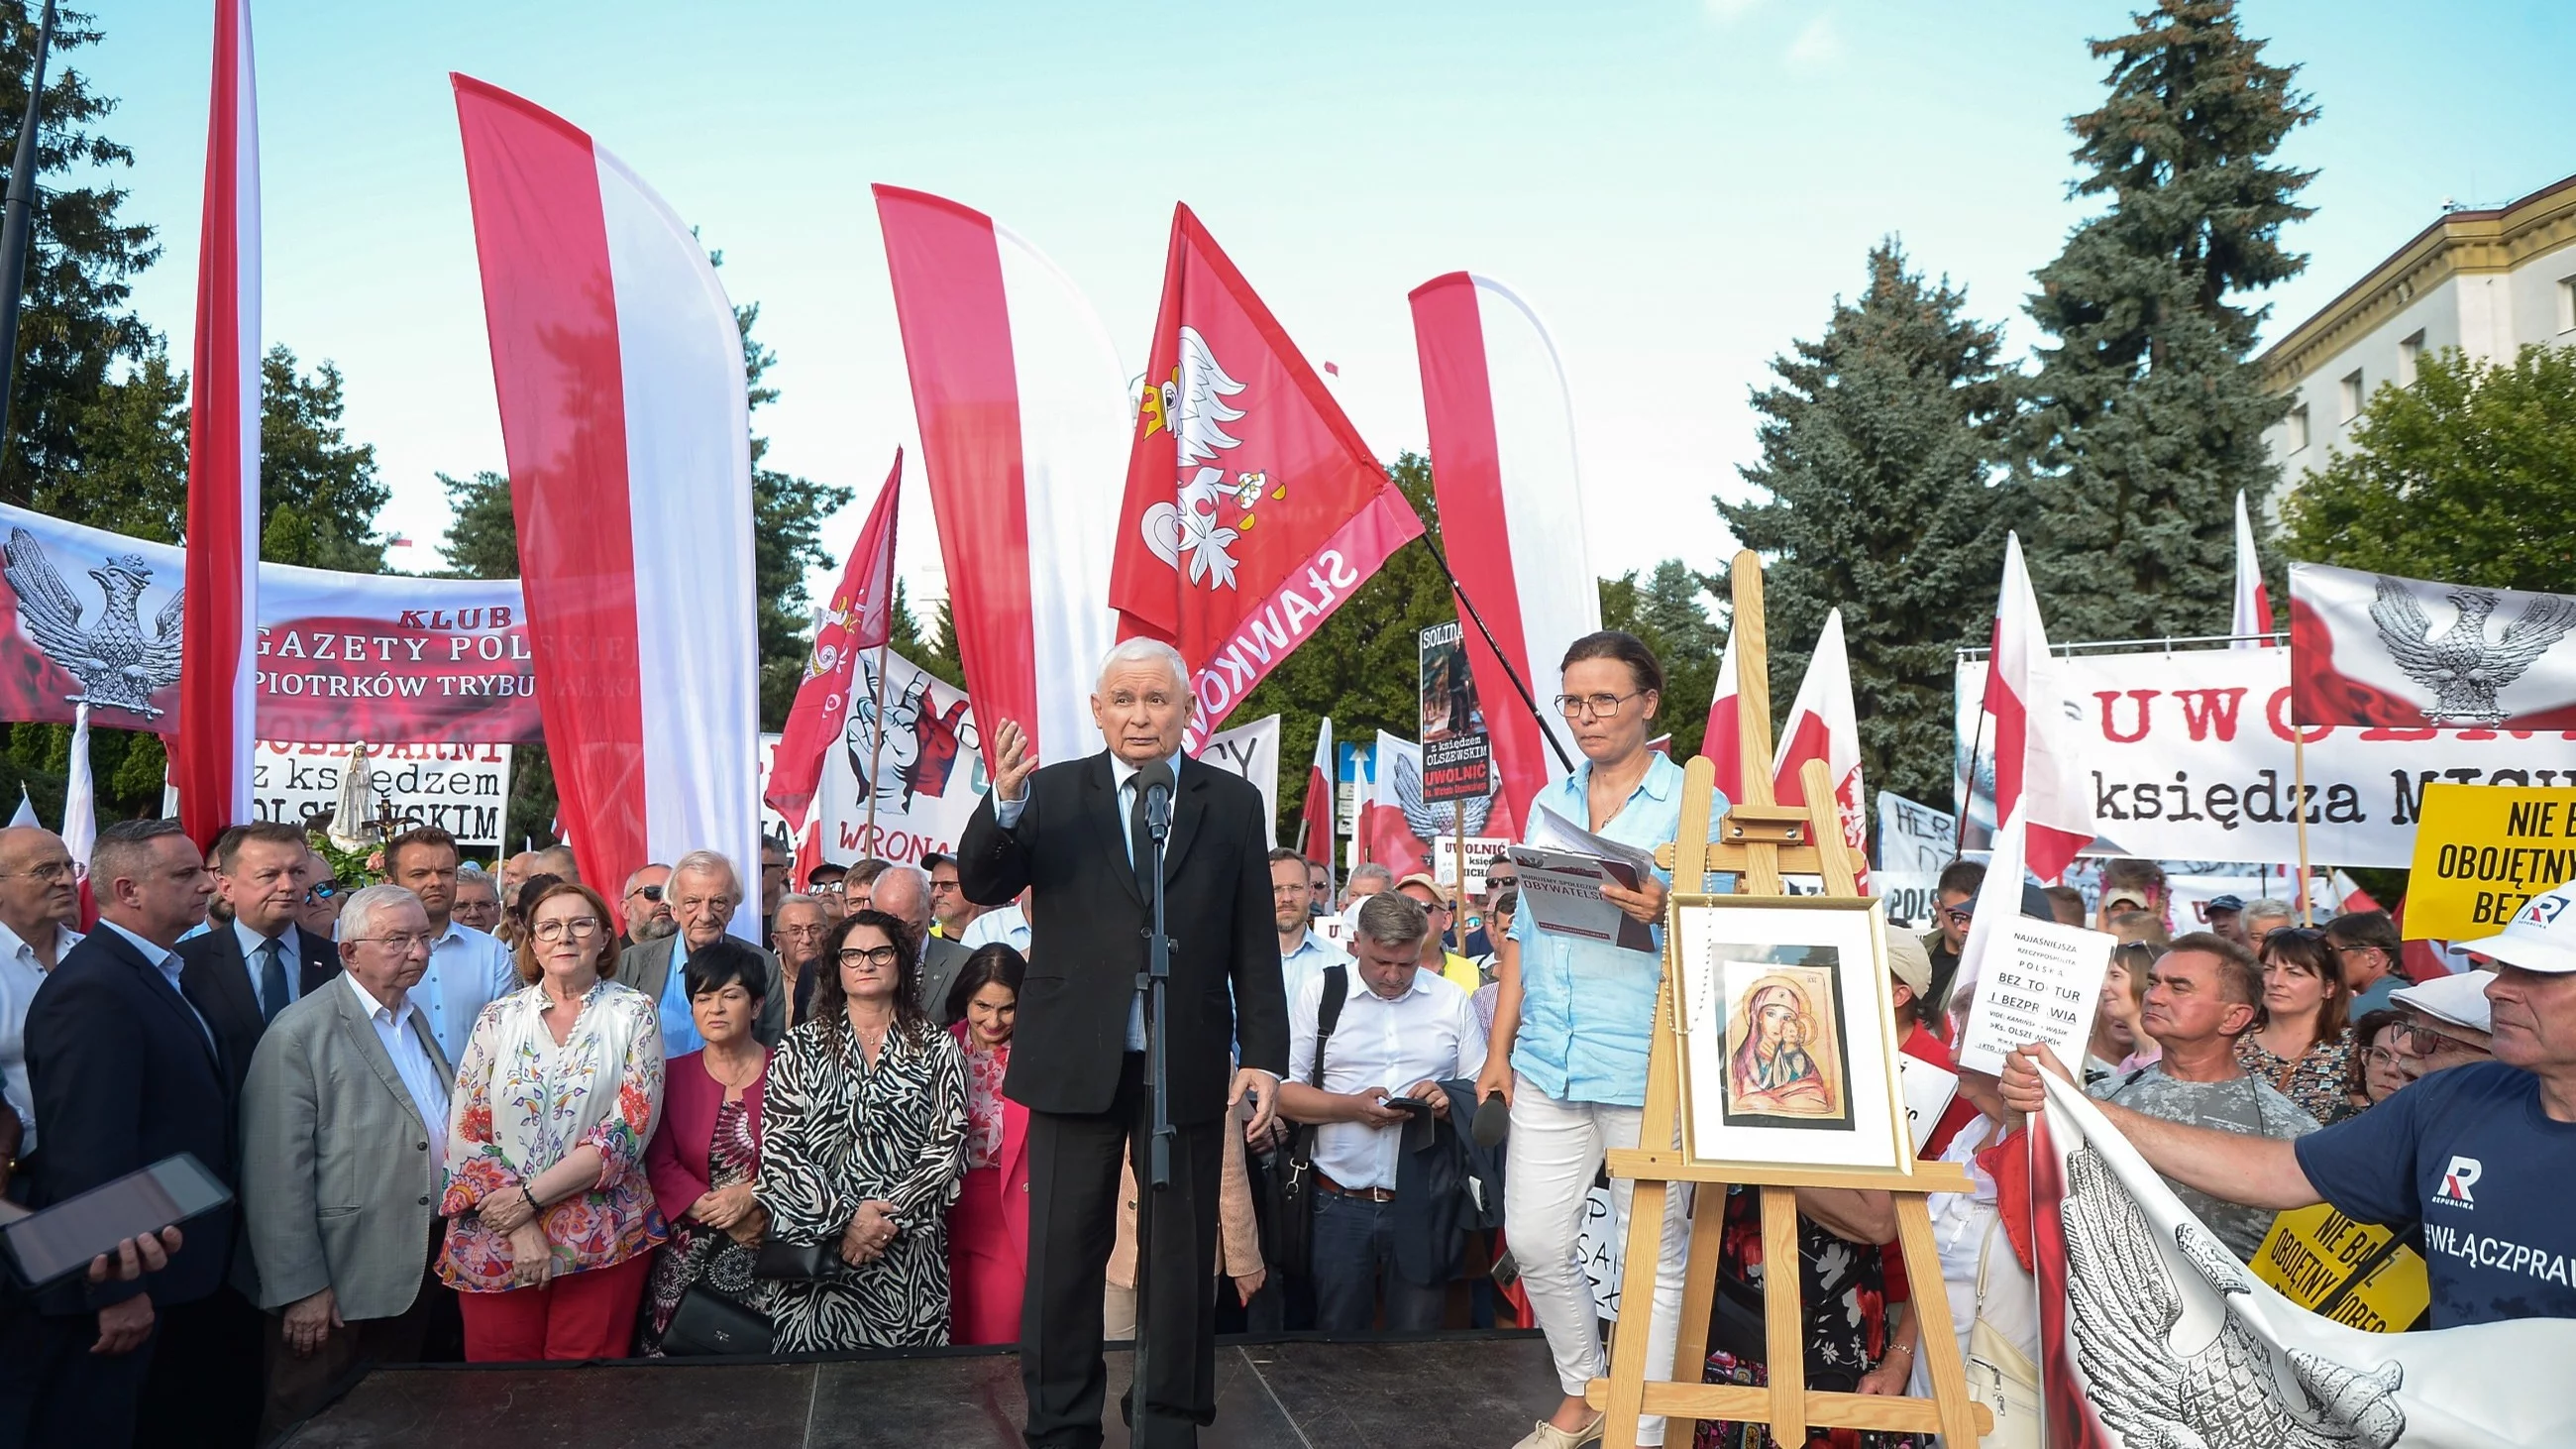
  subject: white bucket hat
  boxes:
[2452,879,2576,975]
[2391,970,2494,1035]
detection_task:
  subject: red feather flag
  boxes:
[766,450,902,831]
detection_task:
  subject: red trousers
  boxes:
[458,1255,652,1362]
[948,1165,1027,1345]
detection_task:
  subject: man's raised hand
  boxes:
[993,720,1037,804]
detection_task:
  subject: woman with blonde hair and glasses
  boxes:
[439,879,667,1360]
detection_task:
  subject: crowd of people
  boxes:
[0,627,2567,1449]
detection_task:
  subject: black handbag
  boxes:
[752,1236,841,1282]
[1265,964,1348,1278]
[660,1284,773,1357]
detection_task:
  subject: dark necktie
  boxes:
[258,937,290,1023]
[1127,781,1158,906]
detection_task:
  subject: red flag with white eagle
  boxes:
[1112,205,1423,750]
[172,0,261,843]
[2291,560,2576,728]
[767,450,902,832]
[1300,716,1335,879]
[1772,610,1869,891]
[1985,533,2093,883]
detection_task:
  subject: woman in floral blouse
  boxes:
[944,944,1028,1345]
[440,880,667,1361]
[2234,928,2356,1126]
[757,909,968,1351]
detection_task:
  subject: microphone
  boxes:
[1138,759,1176,840]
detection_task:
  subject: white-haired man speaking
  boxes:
[958,637,1286,1449]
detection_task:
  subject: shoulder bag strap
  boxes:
[1309,964,1347,1087]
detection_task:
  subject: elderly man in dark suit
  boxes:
[180,821,340,1105]
[242,883,461,1436]
[620,849,784,1056]
[22,819,242,1448]
[958,637,1286,1449]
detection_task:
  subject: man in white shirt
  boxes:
[1278,891,1486,1332]
[1269,847,1346,1003]
[0,827,80,1159]
[959,893,1033,954]
[384,827,518,1063]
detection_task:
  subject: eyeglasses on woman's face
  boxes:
[1554,691,1642,719]
[838,945,901,971]
[533,917,603,943]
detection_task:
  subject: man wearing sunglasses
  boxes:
[2003,878,2576,1328]
[1921,857,1986,1029]
[620,863,676,951]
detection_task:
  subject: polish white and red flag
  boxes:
[874,186,1128,767]
[1702,629,1745,804]
[453,76,761,937]
[767,450,902,832]
[1985,532,2093,883]
[172,0,261,843]
[1301,716,1336,876]
[1409,273,1597,833]
[2231,490,2272,648]
[64,704,96,929]
[1113,205,1423,751]
[1772,609,1869,891]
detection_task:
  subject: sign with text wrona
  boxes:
[0,502,537,743]
[2403,784,2576,941]
[1418,620,1491,804]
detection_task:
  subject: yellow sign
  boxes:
[2251,1204,2429,1333]
[2404,784,2576,941]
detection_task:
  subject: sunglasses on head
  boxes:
[628,884,665,902]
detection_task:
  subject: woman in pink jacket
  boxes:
[945,945,1030,1345]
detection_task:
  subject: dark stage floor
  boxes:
[280,1333,1565,1449]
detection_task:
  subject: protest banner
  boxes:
[811,648,988,869]
[1957,644,2576,867]
[1955,913,2114,1076]
[2403,784,2576,940]
[2250,1205,2431,1334]
[1433,836,1512,898]
[0,502,539,743]
[1197,714,1280,843]
[2292,561,2576,729]
[1875,790,1955,926]
[247,740,514,851]
[1418,620,1492,804]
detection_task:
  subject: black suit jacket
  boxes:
[25,926,236,1313]
[958,751,1286,1121]
[179,923,339,1106]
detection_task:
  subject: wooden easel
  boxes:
[1586,552,1990,1448]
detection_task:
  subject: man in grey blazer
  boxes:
[241,884,461,1435]
[872,861,970,1022]
[620,849,784,1057]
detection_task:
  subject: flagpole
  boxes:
[0,0,57,467]
[2294,729,2313,927]
[1412,533,1575,775]
[863,639,889,854]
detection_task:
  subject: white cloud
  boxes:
[1786,13,1843,68]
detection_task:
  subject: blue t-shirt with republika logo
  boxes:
[2295,1060,2576,1327]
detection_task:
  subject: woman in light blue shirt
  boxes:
[1478,630,1708,1449]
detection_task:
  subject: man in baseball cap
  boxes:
[2002,878,2576,1328]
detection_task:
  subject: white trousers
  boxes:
[1504,1077,1691,1446]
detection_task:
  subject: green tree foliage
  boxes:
[1598,560,1722,765]
[735,298,852,730]
[258,346,386,570]
[435,469,517,580]
[0,3,161,511]
[1236,454,1450,836]
[2283,345,2576,594]
[2017,0,2315,641]
[1720,241,2016,806]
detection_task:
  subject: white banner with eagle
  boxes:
[2031,1074,2573,1449]
[0,502,537,743]
[2291,562,2576,730]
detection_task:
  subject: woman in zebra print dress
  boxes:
[758,908,969,1351]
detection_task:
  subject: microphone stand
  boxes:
[1130,770,1176,1446]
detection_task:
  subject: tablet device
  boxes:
[1,1154,232,1290]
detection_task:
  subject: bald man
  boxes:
[0,827,80,1156]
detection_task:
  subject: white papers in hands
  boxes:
[1508,806,1662,954]
[1953,917,2114,1076]
[1894,1054,1958,1157]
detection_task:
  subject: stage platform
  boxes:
[280,1332,1565,1449]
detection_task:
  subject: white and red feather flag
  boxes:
[1113,205,1423,751]
[1772,609,1868,891]
[453,75,760,937]
[1985,532,2093,883]
[172,0,261,843]
[1300,716,1335,875]
[2232,490,2272,647]
[767,450,902,833]
[1409,273,1596,831]
[875,186,1128,767]
[1703,629,1744,803]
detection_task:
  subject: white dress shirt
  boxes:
[959,904,1031,953]
[0,917,77,1151]
[408,918,518,1065]
[346,971,451,1170]
[1279,929,1349,1007]
[233,918,310,1017]
[1286,965,1488,1191]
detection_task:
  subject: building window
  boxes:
[2399,330,2424,387]
[2339,369,2365,422]
[2288,403,2310,453]
[2560,276,2576,334]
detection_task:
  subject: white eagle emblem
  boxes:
[0,527,184,719]
[2368,574,2576,726]
[1139,326,1248,591]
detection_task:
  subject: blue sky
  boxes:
[82,0,2576,609]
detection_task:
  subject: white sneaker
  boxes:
[1508,1414,1606,1449]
